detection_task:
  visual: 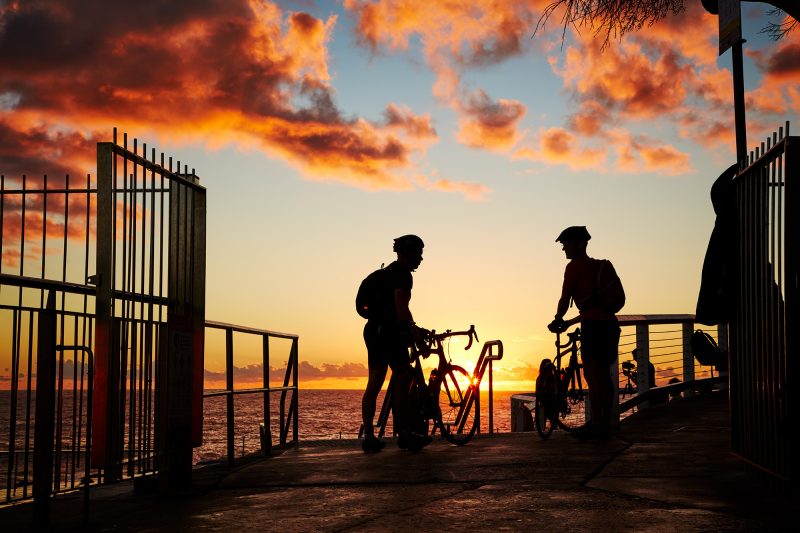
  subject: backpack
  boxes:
[690,330,728,370]
[355,266,386,319]
[595,259,625,314]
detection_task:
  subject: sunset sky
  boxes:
[1,1,799,391]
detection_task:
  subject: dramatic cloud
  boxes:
[344,0,548,153]
[513,128,606,171]
[0,0,485,199]
[746,33,800,119]
[457,90,527,150]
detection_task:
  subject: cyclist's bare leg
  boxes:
[362,363,388,441]
[583,358,613,431]
[390,366,412,438]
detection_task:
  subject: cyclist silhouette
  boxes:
[361,235,431,452]
[548,226,623,440]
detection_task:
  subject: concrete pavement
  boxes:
[1,392,793,531]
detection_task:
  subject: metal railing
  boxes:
[510,314,727,431]
[202,321,299,465]
[729,123,796,483]
[615,314,727,415]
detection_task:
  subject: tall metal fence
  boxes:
[0,132,208,516]
[1,172,97,507]
[93,131,206,489]
[730,123,797,483]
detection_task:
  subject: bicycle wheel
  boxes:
[534,397,554,439]
[438,365,477,445]
[556,365,591,432]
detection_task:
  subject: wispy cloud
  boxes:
[0,0,485,200]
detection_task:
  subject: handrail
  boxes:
[511,314,728,432]
[203,320,299,465]
[614,314,727,418]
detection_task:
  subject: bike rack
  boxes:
[463,340,504,435]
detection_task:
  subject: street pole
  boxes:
[731,38,747,165]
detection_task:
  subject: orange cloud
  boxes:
[513,127,606,171]
[456,90,526,150]
[344,0,548,152]
[415,174,491,202]
[746,33,800,119]
[610,130,693,175]
[383,104,438,140]
[0,1,485,199]
[567,101,612,137]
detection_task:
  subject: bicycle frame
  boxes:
[367,325,503,441]
[554,329,584,400]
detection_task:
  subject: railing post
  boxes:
[33,292,56,526]
[488,360,494,434]
[225,328,235,466]
[635,324,650,410]
[292,338,299,444]
[611,349,620,427]
[262,334,272,455]
[716,323,730,389]
[475,382,481,434]
[682,323,695,398]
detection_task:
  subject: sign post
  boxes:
[718,0,747,164]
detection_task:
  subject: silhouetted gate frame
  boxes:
[730,123,797,485]
[93,131,206,490]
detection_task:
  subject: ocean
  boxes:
[0,389,524,468]
[195,389,523,463]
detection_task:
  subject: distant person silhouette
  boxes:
[548,226,624,439]
[361,235,431,453]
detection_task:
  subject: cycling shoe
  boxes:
[361,437,386,453]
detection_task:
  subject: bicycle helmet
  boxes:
[555,226,591,243]
[393,234,424,253]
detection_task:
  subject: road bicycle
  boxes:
[364,325,503,446]
[534,327,590,439]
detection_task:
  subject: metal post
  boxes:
[33,292,56,526]
[732,39,748,165]
[93,142,119,477]
[488,361,493,434]
[683,323,695,398]
[262,334,272,455]
[635,324,650,410]
[226,329,235,466]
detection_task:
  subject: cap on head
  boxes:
[393,234,424,253]
[556,226,591,243]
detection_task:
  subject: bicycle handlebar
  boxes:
[419,324,479,350]
[554,327,581,350]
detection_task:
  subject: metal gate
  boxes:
[93,131,206,488]
[731,122,797,483]
[1,129,205,510]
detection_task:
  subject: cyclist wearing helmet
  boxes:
[361,234,431,452]
[548,226,622,440]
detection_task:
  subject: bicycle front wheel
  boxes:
[556,365,591,432]
[438,365,477,445]
[534,398,554,439]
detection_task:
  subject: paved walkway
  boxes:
[1,392,793,531]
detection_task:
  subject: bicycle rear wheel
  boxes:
[556,365,591,432]
[438,365,477,445]
[534,398,554,439]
